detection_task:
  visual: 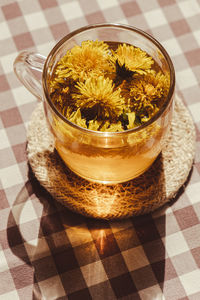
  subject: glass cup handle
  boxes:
[13,51,47,101]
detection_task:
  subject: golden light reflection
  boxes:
[63,224,93,246]
[92,189,117,217]
[63,223,109,255]
[97,229,106,255]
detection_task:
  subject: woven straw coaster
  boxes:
[27,95,196,219]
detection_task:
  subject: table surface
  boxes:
[0,0,200,299]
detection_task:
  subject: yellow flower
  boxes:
[54,40,113,82]
[87,119,124,132]
[129,71,170,121]
[88,119,101,131]
[67,108,87,129]
[130,71,169,100]
[101,121,124,132]
[72,76,125,120]
[112,44,154,75]
[127,111,136,129]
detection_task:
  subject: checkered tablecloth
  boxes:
[0,0,200,299]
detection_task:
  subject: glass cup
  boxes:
[14,23,175,184]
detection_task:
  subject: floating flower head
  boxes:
[54,40,113,83]
[73,76,125,122]
[112,44,154,76]
[128,71,170,122]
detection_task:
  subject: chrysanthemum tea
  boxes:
[46,38,172,184]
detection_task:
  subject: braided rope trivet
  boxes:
[27,95,196,219]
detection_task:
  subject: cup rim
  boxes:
[43,23,175,136]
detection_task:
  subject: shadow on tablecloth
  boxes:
[7,164,188,299]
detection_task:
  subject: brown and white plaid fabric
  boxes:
[0,0,200,299]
